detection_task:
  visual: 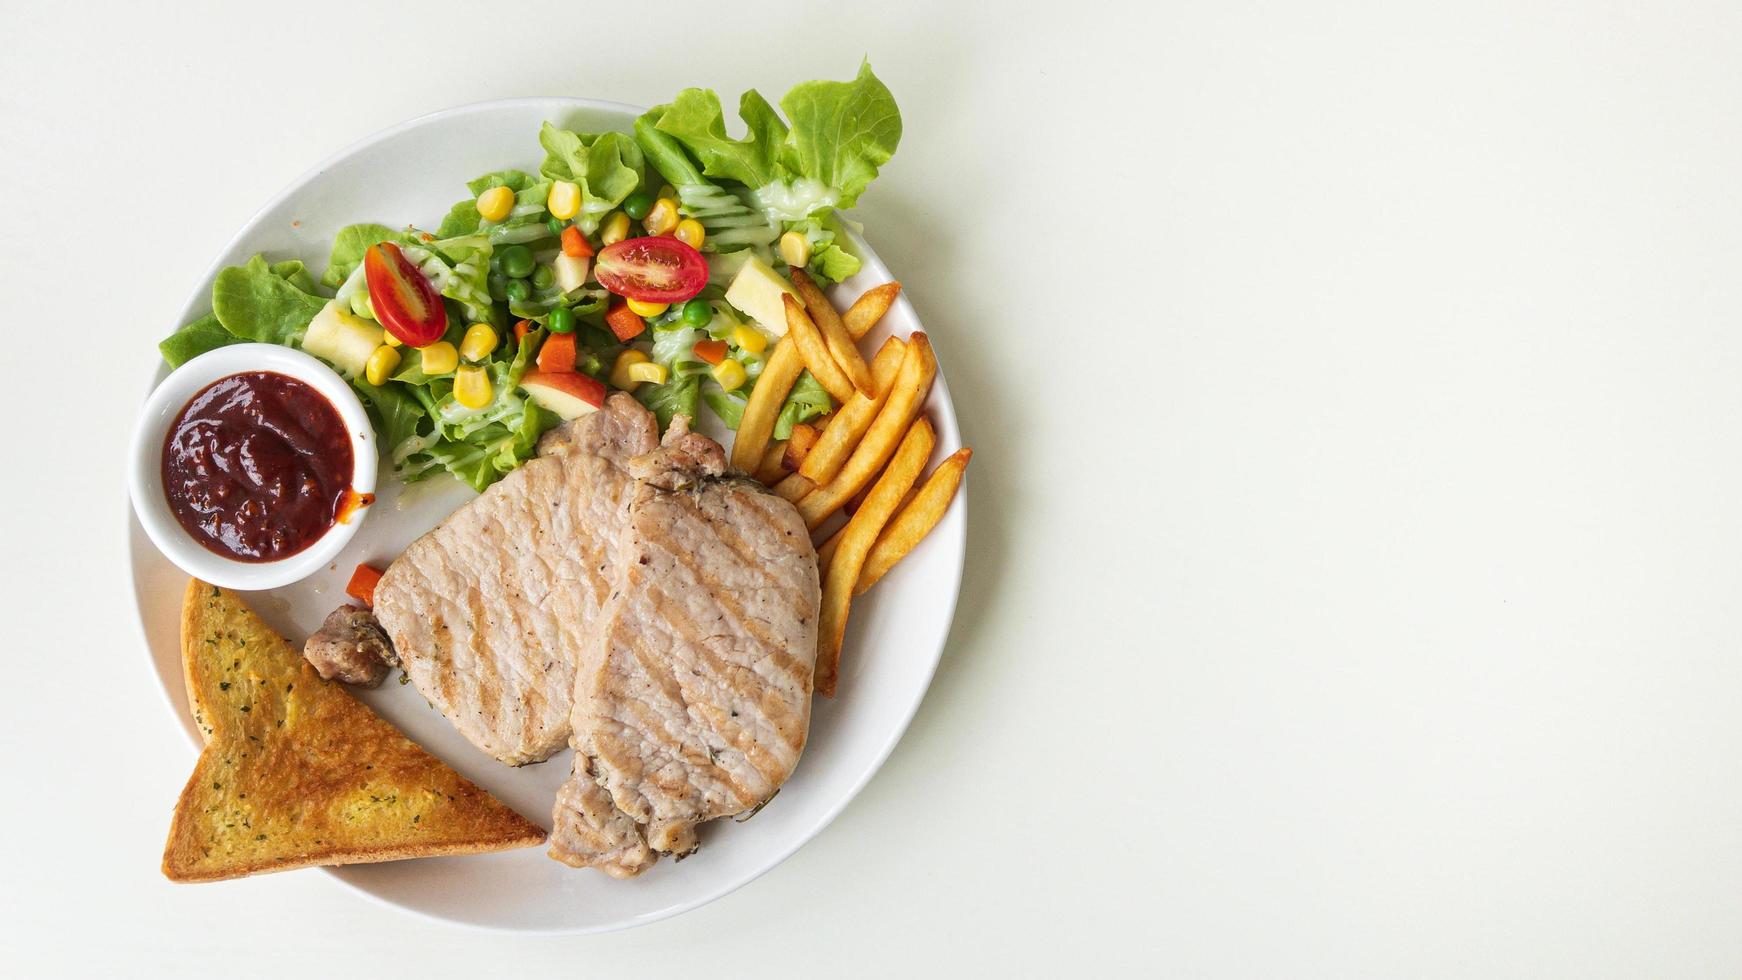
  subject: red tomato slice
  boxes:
[364,242,447,347]
[594,237,708,303]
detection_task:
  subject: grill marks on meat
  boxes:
[550,420,820,875]
[372,396,819,873]
[372,395,657,766]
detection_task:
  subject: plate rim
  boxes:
[126,95,965,934]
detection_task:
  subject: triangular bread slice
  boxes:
[163,580,546,882]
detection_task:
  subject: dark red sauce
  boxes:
[161,371,355,562]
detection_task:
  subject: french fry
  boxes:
[782,423,822,472]
[799,337,905,485]
[855,448,972,594]
[815,417,935,697]
[791,269,874,397]
[728,335,803,472]
[755,442,788,485]
[783,295,856,403]
[843,282,901,339]
[798,333,937,530]
[815,525,843,567]
[774,472,814,503]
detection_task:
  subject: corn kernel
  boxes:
[364,345,401,386]
[418,340,458,375]
[601,211,630,245]
[644,197,680,235]
[476,185,515,223]
[711,358,747,391]
[730,324,767,355]
[628,361,669,385]
[460,323,498,362]
[779,231,812,268]
[674,218,705,249]
[626,298,668,318]
[547,180,581,220]
[610,349,651,390]
[382,328,402,347]
[454,364,493,408]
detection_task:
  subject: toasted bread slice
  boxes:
[163,580,546,882]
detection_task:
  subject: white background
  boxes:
[5,0,1742,976]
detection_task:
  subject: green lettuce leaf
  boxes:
[211,254,329,346]
[650,88,788,188]
[636,375,701,432]
[702,386,746,430]
[774,370,833,439]
[320,224,408,288]
[438,170,553,244]
[352,378,426,455]
[158,312,243,368]
[778,61,901,209]
[538,125,646,233]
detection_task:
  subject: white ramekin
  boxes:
[128,343,377,589]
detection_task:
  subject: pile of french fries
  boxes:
[729,271,971,698]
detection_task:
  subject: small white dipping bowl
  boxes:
[129,343,377,590]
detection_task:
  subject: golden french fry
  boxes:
[782,295,856,403]
[815,525,843,566]
[843,282,901,340]
[756,442,789,485]
[774,472,813,503]
[791,269,875,397]
[799,337,905,485]
[729,335,803,473]
[798,333,936,530]
[782,423,821,472]
[855,448,971,594]
[815,417,935,697]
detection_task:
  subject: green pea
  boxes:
[499,244,535,279]
[530,264,555,290]
[547,216,566,235]
[547,305,575,334]
[487,272,508,301]
[623,190,653,220]
[682,299,713,328]
[505,279,531,303]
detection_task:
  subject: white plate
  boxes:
[127,98,965,933]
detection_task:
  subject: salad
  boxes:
[159,63,901,491]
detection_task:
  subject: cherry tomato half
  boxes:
[594,236,708,304]
[364,242,447,347]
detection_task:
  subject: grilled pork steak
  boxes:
[372,394,657,765]
[550,420,820,876]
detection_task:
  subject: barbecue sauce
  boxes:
[161,371,355,562]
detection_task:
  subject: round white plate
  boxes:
[127,98,965,933]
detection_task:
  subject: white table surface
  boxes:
[8,0,1742,975]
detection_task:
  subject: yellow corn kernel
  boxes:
[454,364,493,408]
[674,218,705,249]
[476,185,515,223]
[418,340,458,375]
[626,298,668,318]
[729,324,767,355]
[627,361,669,385]
[644,197,680,235]
[610,349,651,390]
[381,329,402,347]
[547,180,581,220]
[364,345,402,386]
[460,323,499,362]
[711,358,747,391]
[779,231,812,268]
[601,211,631,246]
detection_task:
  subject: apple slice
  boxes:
[521,369,606,420]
